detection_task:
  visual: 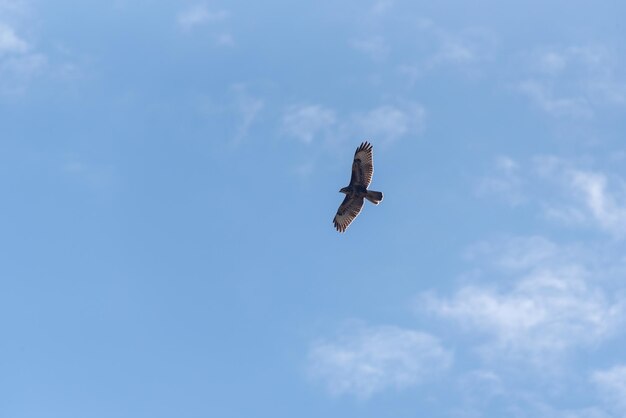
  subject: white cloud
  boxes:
[0,0,28,17]
[465,235,559,272]
[1,49,44,73]
[281,102,425,146]
[396,23,497,82]
[480,155,626,238]
[518,80,593,118]
[177,4,229,30]
[427,29,497,71]
[567,170,626,235]
[0,20,48,95]
[592,365,626,414]
[422,237,626,366]
[534,51,568,75]
[531,158,626,237]
[308,323,452,398]
[349,36,388,61]
[350,103,425,144]
[433,40,477,65]
[62,155,117,192]
[476,156,525,205]
[215,32,234,47]
[281,104,336,144]
[231,85,264,144]
[506,401,611,418]
[370,0,393,16]
[0,22,27,54]
[517,44,626,118]
[455,374,611,418]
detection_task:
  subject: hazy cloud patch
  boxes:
[516,44,626,118]
[177,4,229,30]
[0,21,47,94]
[349,36,388,61]
[0,22,27,54]
[518,80,593,118]
[476,156,525,206]
[281,104,336,144]
[422,236,626,367]
[533,157,626,237]
[592,365,626,414]
[281,101,425,146]
[308,323,452,398]
[231,84,264,144]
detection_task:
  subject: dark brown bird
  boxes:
[333,141,383,232]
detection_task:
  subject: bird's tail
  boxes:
[365,190,383,205]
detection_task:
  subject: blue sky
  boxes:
[2,1,626,417]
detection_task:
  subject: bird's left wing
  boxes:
[348,141,374,187]
[333,195,364,233]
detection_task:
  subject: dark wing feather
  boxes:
[333,195,364,233]
[348,141,374,187]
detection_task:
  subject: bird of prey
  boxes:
[333,141,383,232]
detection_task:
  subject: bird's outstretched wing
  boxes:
[333,195,364,233]
[348,141,374,188]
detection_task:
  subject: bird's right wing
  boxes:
[333,195,364,233]
[348,141,374,187]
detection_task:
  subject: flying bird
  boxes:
[333,141,383,232]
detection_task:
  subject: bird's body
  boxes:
[333,141,383,232]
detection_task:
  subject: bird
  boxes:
[333,141,383,232]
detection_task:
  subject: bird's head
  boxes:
[339,187,350,194]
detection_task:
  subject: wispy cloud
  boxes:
[464,235,560,272]
[478,155,626,237]
[517,80,593,118]
[396,22,497,82]
[177,4,229,30]
[349,36,388,61]
[422,236,626,367]
[308,323,452,398]
[566,170,626,234]
[369,0,394,16]
[592,365,626,414]
[0,0,29,18]
[215,32,234,47]
[350,102,425,144]
[531,51,568,75]
[0,20,47,94]
[427,28,497,73]
[533,157,626,237]
[281,104,336,144]
[281,101,425,146]
[455,373,611,418]
[231,85,264,144]
[516,44,626,118]
[0,22,27,54]
[476,156,525,206]
[176,4,234,46]
[62,154,117,193]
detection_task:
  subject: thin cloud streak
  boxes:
[516,44,626,118]
[231,85,264,144]
[592,365,626,414]
[177,4,229,30]
[281,104,336,144]
[478,155,626,238]
[281,101,425,146]
[533,157,626,237]
[308,323,452,398]
[476,156,525,206]
[0,19,49,95]
[421,236,626,367]
[518,80,593,118]
[0,22,27,54]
